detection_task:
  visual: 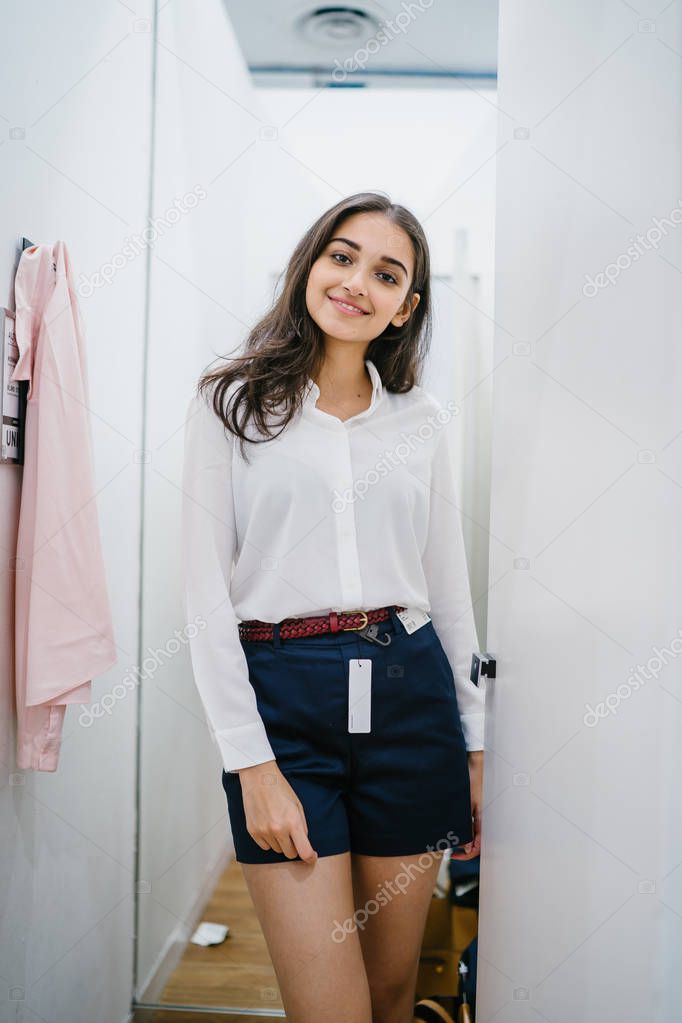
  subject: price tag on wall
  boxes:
[0,308,20,463]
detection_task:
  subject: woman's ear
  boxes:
[392,291,420,327]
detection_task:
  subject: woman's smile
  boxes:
[328,294,369,317]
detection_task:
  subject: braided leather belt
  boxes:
[238,604,407,642]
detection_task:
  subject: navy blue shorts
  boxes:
[221,606,473,864]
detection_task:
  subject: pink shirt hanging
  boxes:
[12,240,117,771]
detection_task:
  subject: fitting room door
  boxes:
[475,2,682,1020]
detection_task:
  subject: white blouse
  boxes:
[181,358,485,774]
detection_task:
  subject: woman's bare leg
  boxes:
[350,849,444,1023]
[241,851,373,1023]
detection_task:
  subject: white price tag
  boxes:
[395,607,431,635]
[348,658,372,732]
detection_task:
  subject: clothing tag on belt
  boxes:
[395,607,431,635]
[348,659,371,733]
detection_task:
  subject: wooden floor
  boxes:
[151,857,285,1015]
[133,1013,285,1022]
[133,1014,284,1022]
[133,856,477,1021]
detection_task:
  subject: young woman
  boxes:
[181,192,485,1023]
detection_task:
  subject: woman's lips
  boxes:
[328,295,368,316]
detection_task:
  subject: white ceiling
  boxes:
[223,0,499,89]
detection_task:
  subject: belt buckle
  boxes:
[341,609,369,631]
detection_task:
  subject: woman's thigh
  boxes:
[241,851,373,1023]
[350,850,444,1004]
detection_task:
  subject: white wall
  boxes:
[136,0,302,999]
[478,2,682,1019]
[0,4,153,1023]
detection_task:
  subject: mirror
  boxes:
[135,2,495,1017]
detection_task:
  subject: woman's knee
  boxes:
[367,970,417,1022]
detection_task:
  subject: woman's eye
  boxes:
[331,254,397,285]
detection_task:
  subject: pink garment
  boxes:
[11,240,117,771]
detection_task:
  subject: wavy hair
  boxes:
[197,191,432,461]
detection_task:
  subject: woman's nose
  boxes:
[344,267,368,293]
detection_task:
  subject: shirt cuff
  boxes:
[460,712,485,751]
[213,720,276,774]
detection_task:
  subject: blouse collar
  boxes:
[304,358,384,418]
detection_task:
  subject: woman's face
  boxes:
[305,211,420,346]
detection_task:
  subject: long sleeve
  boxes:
[13,241,117,772]
[181,391,276,773]
[421,416,485,751]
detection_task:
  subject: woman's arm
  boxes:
[180,391,276,774]
[421,415,486,751]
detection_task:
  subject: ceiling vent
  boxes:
[296,6,381,47]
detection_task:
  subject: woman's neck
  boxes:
[312,352,373,421]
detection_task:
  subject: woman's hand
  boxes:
[449,749,483,861]
[238,760,318,864]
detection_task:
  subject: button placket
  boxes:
[333,427,363,608]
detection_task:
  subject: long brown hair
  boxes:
[197,191,432,461]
